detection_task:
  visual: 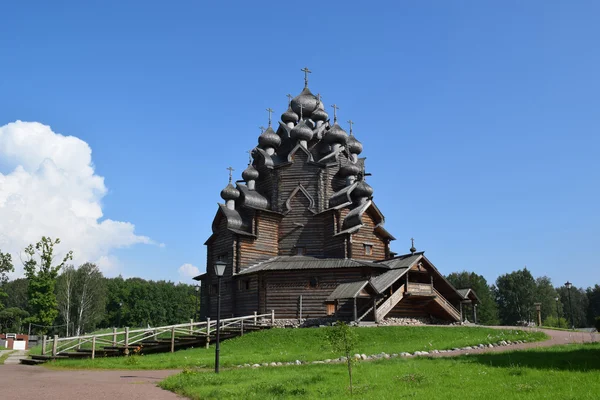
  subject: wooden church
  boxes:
[195,69,478,324]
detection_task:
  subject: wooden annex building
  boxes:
[195,71,478,324]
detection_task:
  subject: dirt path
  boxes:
[429,326,599,358]
[0,327,596,400]
[0,365,181,400]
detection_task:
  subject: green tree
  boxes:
[1,278,28,310]
[494,268,536,325]
[556,285,589,328]
[0,307,29,333]
[446,271,499,325]
[586,285,600,326]
[325,322,358,396]
[0,250,14,309]
[535,276,560,322]
[23,237,72,333]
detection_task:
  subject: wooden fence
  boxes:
[41,311,275,358]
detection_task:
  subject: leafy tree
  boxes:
[535,276,560,322]
[0,307,29,333]
[1,278,28,310]
[325,322,358,396]
[556,285,589,328]
[446,271,499,325]
[494,268,536,325]
[73,263,106,335]
[0,250,14,309]
[586,285,600,326]
[23,237,72,333]
[56,265,77,336]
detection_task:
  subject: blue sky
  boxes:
[0,1,598,288]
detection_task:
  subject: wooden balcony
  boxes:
[406,282,434,296]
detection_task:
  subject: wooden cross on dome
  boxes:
[330,104,339,122]
[246,149,252,164]
[286,93,293,106]
[347,119,354,135]
[259,126,266,133]
[266,108,274,126]
[298,104,304,119]
[226,166,234,183]
[301,67,312,87]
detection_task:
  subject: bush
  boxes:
[543,316,569,329]
[595,317,600,332]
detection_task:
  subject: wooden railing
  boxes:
[42,311,275,358]
[432,289,461,321]
[375,284,405,321]
[407,283,434,295]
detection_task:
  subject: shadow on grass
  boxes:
[468,344,600,372]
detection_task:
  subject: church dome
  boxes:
[242,164,259,181]
[221,182,240,201]
[290,120,313,142]
[282,107,299,124]
[324,123,348,145]
[347,135,363,155]
[310,107,328,122]
[339,163,360,177]
[352,180,373,199]
[291,87,318,118]
[258,126,281,149]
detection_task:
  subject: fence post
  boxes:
[113,327,117,346]
[78,337,82,350]
[124,327,130,355]
[240,319,244,336]
[52,335,58,357]
[206,318,211,349]
[190,319,194,335]
[170,326,175,353]
[254,311,257,325]
[271,310,275,325]
[91,336,96,359]
[299,295,303,321]
[41,335,47,355]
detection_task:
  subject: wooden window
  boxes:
[364,244,373,256]
[210,284,218,295]
[237,279,251,291]
[296,246,306,256]
[326,303,335,316]
[309,276,319,288]
[217,253,227,262]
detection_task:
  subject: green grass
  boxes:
[160,343,600,399]
[0,350,14,364]
[44,326,546,370]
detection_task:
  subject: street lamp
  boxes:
[194,284,200,320]
[565,281,574,330]
[118,302,123,328]
[555,296,560,326]
[213,261,227,374]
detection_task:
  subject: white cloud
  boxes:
[0,120,154,277]
[178,263,200,282]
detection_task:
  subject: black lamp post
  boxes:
[118,302,123,328]
[555,296,560,324]
[565,281,574,329]
[214,261,227,374]
[194,284,200,320]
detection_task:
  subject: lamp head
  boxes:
[214,261,227,277]
[565,281,572,289]
[195,284,200,292]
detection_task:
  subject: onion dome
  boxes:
[311,107,328,122]
[352,180,374,199]
[347,135,363,155]
[242,164,259,181]
[282,107,299,124]
[324,124,348,145]
[290,120,313,142]
[258,126,281,149]
[220,182,240,201]
[291,87,318,118]
[339,163,360,177]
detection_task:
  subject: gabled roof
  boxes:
[237,256,387,275]
[370,268,409,293]
[457,288,481,303]
[326,280,376,301]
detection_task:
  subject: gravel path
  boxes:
[0,327,596,400]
